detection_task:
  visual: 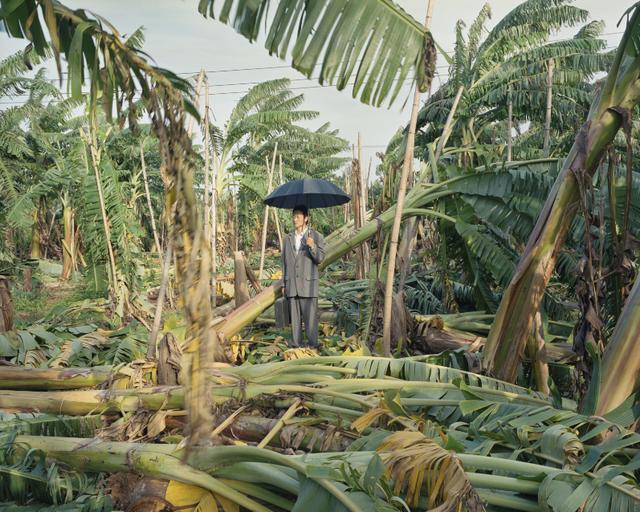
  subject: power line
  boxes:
[0,40,622,106]
[37,30,624,79]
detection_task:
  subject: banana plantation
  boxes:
[1,0,640,510]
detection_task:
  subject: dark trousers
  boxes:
[290,296,318,347]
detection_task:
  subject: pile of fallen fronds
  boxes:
[0,355,639,511]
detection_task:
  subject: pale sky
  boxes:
[0,1,629,173]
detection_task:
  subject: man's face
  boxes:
[292,211,306,230]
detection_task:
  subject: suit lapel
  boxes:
[286,232,295,256]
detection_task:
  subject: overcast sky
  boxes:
[0,0,629,173]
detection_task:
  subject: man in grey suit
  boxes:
[282,205,325,347]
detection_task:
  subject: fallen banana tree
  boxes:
[6,383,640,512]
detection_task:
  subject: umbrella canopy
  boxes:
[263,178,350,209]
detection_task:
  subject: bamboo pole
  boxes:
[211,152,218,306]
[351,149,365,279]
[382,0,435,357]
[140,139,162,260]
[272,156,284,250]
[259,144,278,280]
[257,398,301,448]
[543,59,555,156]
[358,134,370,276]
[397,84,463,293]
[203,73,212,258]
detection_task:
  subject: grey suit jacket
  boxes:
[282,228,325,298]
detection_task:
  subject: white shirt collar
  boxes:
[294,228,307,251]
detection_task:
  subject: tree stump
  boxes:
[0,277,13,332]
[157,333,181,386]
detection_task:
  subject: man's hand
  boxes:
[306,236,315,250]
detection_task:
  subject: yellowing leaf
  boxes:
[165,481,209,509]
[194,492,218,512]
[283,347,318,360]
[377,431,484,510]
[146,410,168,438]
[164,481,238,512]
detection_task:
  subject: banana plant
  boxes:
[415,0,611,162]
[484,4,640,383]
[197,0,436,108]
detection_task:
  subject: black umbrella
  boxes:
[263,178,350,209]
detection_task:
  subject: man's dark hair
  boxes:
[292,205,309,218]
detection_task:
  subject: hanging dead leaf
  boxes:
[146,410,168,439]
[377,431,485,511]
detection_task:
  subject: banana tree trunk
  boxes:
[140,140,162,260]
[595,275,640,415]
[543,59,555,156]
[0,276,13,332]
[80,125,119,299]
[60,201,75,280]
[259,146,278,280]
[147,241,173,360]
[525,312,550,396]
[29,208,41,259]
[483,9,640,382]
[16,436,274,512]
[0,365,117,390]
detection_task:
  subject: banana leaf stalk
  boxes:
[0,376,558,417]
[18,435,640,512]
[484,4,640,382]
[15,436,369,512]
[595,275,640,414]
[0,366,119,390]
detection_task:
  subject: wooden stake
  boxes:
[234,251,250,307]
[257,398,302,448]
[382,0,435,357]
[243,252,262,293]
